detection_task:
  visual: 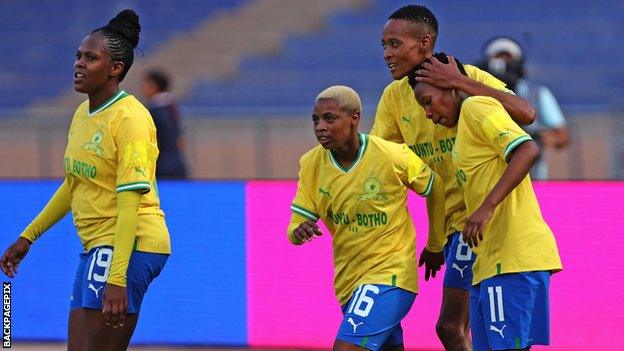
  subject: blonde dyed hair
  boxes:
[315,85,362,114]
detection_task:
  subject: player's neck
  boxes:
[89,84,121,112]
[458,92,469,109]
[332,133,361,169]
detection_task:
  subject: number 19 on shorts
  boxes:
[87,247,113,282]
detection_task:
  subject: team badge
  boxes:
[83,130,104,157]
[358,176,388,201]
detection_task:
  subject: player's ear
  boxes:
[419,34,433,53]
[110,61,124,79]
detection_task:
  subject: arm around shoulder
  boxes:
[455,75,536,125]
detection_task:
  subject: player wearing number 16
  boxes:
[288,86,446,351]
[0,9,170,351]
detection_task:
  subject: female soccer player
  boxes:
[288,85,446,351]
[0,9,171,351]
[409,56,562,351]
[373,6,536,350]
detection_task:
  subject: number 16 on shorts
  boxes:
[347,284,379,317]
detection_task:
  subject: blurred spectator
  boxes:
[478,37,569,180]
[142,69,188,179]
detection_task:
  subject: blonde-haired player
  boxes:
[288,85,446,351]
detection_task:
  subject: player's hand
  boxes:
[463,203,495,248]
[0,237,32,278]
[292,220,323,244]
[102,283,128,328]
[418,248,444,281]
[415,55,462,89]
[539,130,557,147]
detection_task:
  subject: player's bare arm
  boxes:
[419,172,446,282]
[416,55,536,125]
[463,141,540,247]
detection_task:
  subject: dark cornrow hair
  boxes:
[90,9,141,82]
[407,52,467,88]
[389,5,438,38]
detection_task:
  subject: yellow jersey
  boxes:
[371,65,509,236]
[64,90,171,255]
[453,96,562,285]
[288,134,445,304]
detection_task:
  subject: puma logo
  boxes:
[452,263,469,278]
[490,324,507,338]
[401,115,413,126]
[319,187,332,199]
[347,317,363,333]
[88,283,103,298]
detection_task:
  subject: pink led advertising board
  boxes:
[247,181,623,350]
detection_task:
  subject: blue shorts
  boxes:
[70,246,168,313]
[443,232,476,291]
[337,284,416,351]
[471,271,551,351]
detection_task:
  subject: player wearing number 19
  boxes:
[409,57,562,351]
[288,86,446,351]
[0,9,170,351]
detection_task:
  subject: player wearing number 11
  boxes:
[409,56,562,351]
[0,10,170,351]
[288,86,446,351]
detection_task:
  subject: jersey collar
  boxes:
[328,133,369,173]
[88,90,129,116]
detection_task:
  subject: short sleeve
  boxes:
[290,161,319,222]
[114,115,159,193]
[370,84,404,143]
[464,97,532,162]
[395,143,435,197]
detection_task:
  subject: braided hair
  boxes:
[90,9,141,82]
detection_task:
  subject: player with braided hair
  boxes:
[1,9,170,351]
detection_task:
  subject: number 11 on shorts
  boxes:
[488,286,505,323]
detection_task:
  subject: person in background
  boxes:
[142,69,188,179]
[478,36,569,180]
